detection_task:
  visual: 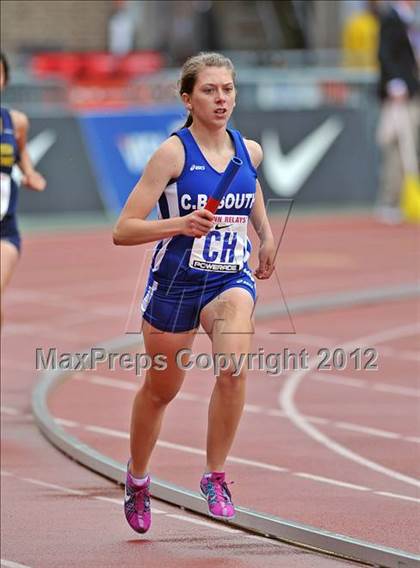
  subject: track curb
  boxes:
[33,318,420,568]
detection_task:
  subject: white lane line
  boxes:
[280,322,420,489]
[243,404,264,413]
[1,359,34,372]
[379,346,420,362]
[399,350,420,362]
[266,408,286,417]
[86,424,287,472]
[167,514,241,533]
[228,456,287,473]
[63,421,290,473]
[8,474,170,514]
[52,417,420,504]
[0,407,33,420]
[145,506,167,515]
[55,418,79,428]
[92,496,182,515]
[372,383,420,397]
[374,492,420,504]
[79,376,207,403]
[86,425,128,438]
[2,310,118,341]
[9,472,247,535]
[157,440,289,473]
[82,372,420,403]
[80,371,420,409]
[3,324,90,343]
[1,559,33,568]
[276,333,335,347]
[91,495,166,514]
[81,375,207,405]
[92,496,122,505]
[310,373,420,398]
[11,278,132,299]
[0,470,13,477]
[294,473,370,492]
[90,494,244,532]
[72,379,419,444]
[177,392,203,402]
[335,422,400,440]
[305,416,330,425]
[1,406,20,416]
[310,375,366,388]
[12,473,169,515]
[21,477,86,496]
[85,376,137,391]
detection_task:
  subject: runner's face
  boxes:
[185,66,236,127]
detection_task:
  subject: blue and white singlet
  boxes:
[153,127,256,281]
[142,127,258,332]
[0,107,21,251]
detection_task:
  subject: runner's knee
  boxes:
[217,367,247,390]
[143,376,181,407]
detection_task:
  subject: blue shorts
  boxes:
[141,266,256,333]
[1,215,21,253]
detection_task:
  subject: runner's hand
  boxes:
[22,170,46,192]
[181,209,215,238]
[255,238,275,279]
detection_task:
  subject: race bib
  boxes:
[0,173,11,221]
[189,214,248,273]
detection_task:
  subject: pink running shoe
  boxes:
[124,462,151,534]
[200,472,235,519]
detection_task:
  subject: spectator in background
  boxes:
[108,0,136,55]
[375,0,420,224]
[168,2,196,66]
[192,1,220,53]
[342,1,381,69]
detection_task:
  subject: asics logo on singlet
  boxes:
[190,164,206,171]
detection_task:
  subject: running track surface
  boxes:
[1,214,419,567]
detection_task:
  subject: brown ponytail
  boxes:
[182,113,193,128]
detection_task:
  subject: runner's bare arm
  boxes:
[11,110,46,192]
[246,138,273,240]
[244,139,263,169]
[113,136,214,245]
[250,181,275,279]
[245,140,275,279]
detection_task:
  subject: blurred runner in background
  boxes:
[0,52,46,325]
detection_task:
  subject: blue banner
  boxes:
[78,107,185,214]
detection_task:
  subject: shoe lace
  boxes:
[127,484,150,515]
[207,478,234,505]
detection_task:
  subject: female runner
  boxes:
[113,52,275,533]
[1,52,46,323]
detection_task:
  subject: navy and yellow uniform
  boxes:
[1,107,21,251]
[141,127,257,333]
